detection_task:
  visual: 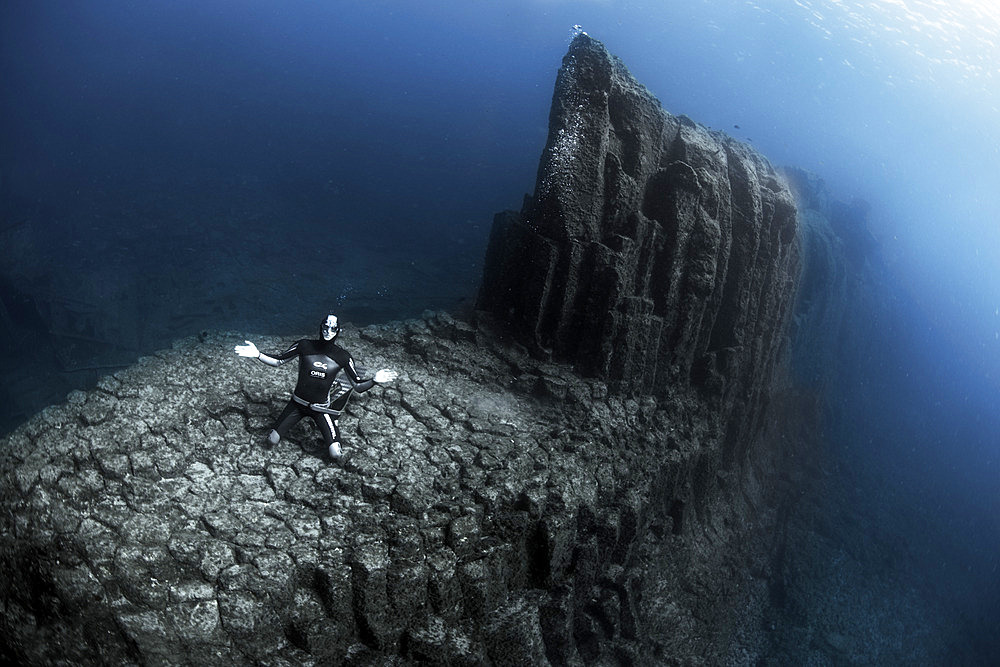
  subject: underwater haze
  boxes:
[2,0,999,658]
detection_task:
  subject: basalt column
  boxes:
[479,34,800,455]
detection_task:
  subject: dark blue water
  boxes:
[2,0,998,658]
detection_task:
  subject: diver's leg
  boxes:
[268,401,303,446]
[312,411,343,459]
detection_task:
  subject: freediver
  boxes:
[234,314,398,459]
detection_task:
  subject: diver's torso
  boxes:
[293,340,346,403]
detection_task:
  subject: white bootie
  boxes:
[267,430,280,446]
[328,441,343,459]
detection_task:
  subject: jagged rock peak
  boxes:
[479,35,801,449]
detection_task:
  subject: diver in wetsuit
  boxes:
[234,314,398,459]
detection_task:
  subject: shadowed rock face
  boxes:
[479,34,800,456]
[761,171,995,666]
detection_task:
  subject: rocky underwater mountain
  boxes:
[1,35,992,665]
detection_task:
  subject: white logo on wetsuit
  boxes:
[313,361,328,370]
[311,370,327,378]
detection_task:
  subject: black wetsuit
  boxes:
[266,338,376,448]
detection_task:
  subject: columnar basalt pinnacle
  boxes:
[479,34,800,447]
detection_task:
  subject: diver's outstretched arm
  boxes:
[234,340,299,368]
[339,351,398,393]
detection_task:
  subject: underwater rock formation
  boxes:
[479,34,800,460]
[1,316,786,664]
[783,166,889,396]
[760,171,994,665]
[1,36,807,665]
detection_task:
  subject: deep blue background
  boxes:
[2,0,998,653]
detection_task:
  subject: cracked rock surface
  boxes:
[1,312,786,664]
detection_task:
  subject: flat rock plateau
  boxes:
[0,312,784,665]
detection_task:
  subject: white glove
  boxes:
[374,369,398,383]
[235,341,260,358]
